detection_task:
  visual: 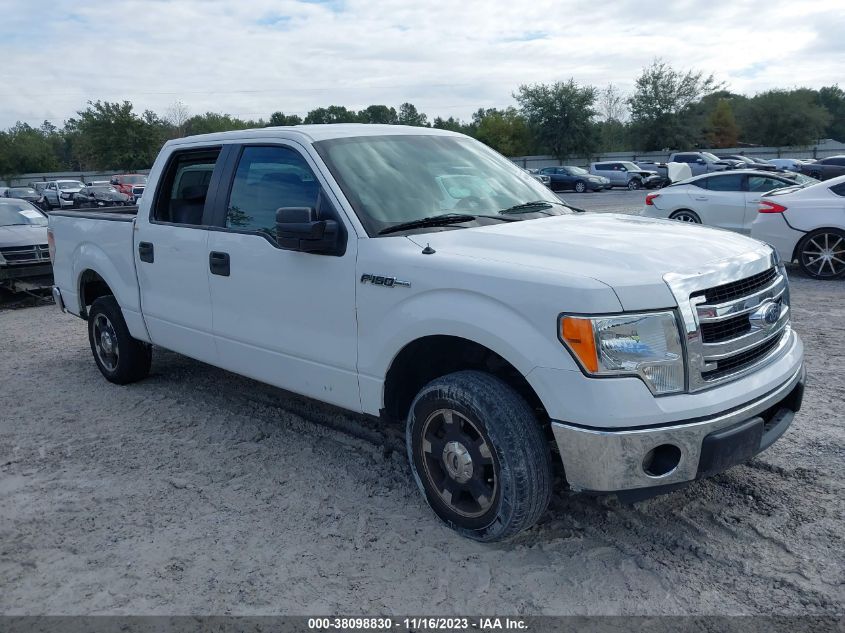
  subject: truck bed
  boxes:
[48,206,139,222]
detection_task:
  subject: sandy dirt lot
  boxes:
[1,272,843,616]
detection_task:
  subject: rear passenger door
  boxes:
[205,142,360,411]
[135,146,229,365]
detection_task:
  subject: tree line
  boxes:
[1,60,843,178]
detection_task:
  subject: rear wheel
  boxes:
[574,180,586,193]
[406,370,552,542]
[670,209,702,224]
[88,296,152,384]
[42,197,51,210]
[797,229,845,279]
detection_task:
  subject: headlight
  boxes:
[559,311,685,394]
[588,177,600,182]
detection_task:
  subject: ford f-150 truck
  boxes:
[48,124,806,541]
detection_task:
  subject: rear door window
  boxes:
[748,176,788,192]
[152,147,222,225]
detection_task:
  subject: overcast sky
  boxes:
[1,0,843,129]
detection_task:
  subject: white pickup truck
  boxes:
[49,125,806,541]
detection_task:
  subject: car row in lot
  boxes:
[11,174,148,210]
[0,198,52,291]
[642,171,845,279]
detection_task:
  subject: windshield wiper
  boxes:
[378,212,516,235]
[499,200,562,215]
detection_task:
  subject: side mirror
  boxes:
[275,206,341,254]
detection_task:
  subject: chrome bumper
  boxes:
[552,363,806,494]
[52,286,66,312]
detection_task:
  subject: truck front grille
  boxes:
[0,244,50,265]
[687,266,790,391]
[701,331,785,381]
[699,267,777,304]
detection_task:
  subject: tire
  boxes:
[797,228,845,279]
[627,178,642,190]
[406,370,552,542]
[87,295,152,384]
[42,197,51,210]
[670,209,702,224]
[574,180,586,193]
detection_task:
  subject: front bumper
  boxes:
[551,363,805,496]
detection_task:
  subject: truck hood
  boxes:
[0,224,48,248]
[408,213,770,310]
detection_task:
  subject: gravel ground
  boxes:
[1,270,843,616]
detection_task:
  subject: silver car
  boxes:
[589,161,661,190]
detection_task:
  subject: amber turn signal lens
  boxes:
[560,317,599,373]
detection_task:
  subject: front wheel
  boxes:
[88,296,152,384]
[406,370,552,542]
[797,229,845,279]
[627,178,642,190]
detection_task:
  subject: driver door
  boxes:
[206,143,360,411]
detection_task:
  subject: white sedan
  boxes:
[641,170,813,234]
[751,175,845,279]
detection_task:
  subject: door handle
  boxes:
[209,251,230,276]
[138,241,154,263]
[694,196,708,201]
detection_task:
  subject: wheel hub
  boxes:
[442,440,473,483]
[100,331,114,354]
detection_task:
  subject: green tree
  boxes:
[472,107,531,156]
[818,85,845,141]
[628,59,723,150]
[514,79,598,159]
[738,89,831,146]
[66,101,168,170]
[184,112,252,135]
[303,106,360,124]
[707,99,740,148]
[396,102,428,127]
[359,105,398,124]
[432,116,474,134]
[268,111,303,126]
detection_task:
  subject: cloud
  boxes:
[0,0,841,128]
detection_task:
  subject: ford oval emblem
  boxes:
[749,300,780,330]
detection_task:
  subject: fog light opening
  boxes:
[642,444,682,477]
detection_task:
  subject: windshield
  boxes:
[58,181,84,190]
[620,162,641,171]
[788,173,819,185]
[9,188,37,196]
[314,134,565,236]
[566,166,588,175]
[702,152,720,162]
[0,201,47,226]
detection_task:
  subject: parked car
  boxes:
[0,199,52,291]
[73,186,132,209]
[667,152,735,176]
[130,184,146,202]
[720,155,779,172]
[522,168,551,187]
[110,174,148,198]
[49,124,804,541]
[767,158,806,172]
[752,174,845,280]
[539,166,609,192]
[86,180,113,187]
[640,170,811,234]
[42,180,85,210]
[588,161,661,189]
[799,155,845,181]
[3,186,46,209]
